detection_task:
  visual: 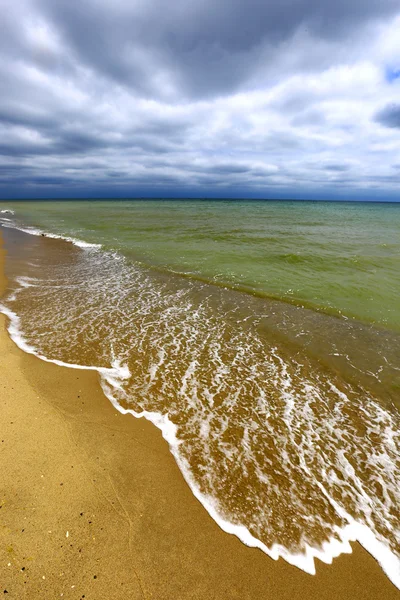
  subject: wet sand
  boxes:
[0,231,399,600]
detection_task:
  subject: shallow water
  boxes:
[1,200,400,329]
[1,201,400,586]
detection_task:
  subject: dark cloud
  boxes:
[37,0,399,99]
[205,164,252,175]
[0,0,399,198]
[374,103,400,129]
[0,107,59,132]
[24,175,76,186]
[0,164,33,178]
[0,134,102,158]
[324,164,350,172]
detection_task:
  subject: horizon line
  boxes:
[1,197,400,204]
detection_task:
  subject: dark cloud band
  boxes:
[0,0,399,198]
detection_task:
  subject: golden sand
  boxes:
[0,232,398,599]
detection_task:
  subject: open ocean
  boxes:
[1,199,400,587]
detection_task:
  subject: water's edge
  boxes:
[0,215,396,334]
[1,224,399,589]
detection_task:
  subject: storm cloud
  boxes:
[375,103,400,129]
[0,0,400,199]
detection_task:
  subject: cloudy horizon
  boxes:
[0,0,400,200]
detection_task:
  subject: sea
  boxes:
[0,199,399,587]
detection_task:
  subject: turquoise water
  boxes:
[1,199,399,330]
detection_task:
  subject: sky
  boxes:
[0,0,400,200]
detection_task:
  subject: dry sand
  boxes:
[0,232,399,599]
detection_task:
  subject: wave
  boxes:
[1,219,400,589]
[1,279,400,589]
[0,217,101,250]
[0,213,396,333]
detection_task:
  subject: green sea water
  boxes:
[1,199,399,330]
[1,199,400,584]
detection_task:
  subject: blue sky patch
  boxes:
[386,68,400,83]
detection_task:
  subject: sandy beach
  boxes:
[1,231,399,600]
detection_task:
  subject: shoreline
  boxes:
[2,215,399,335]
[1,231,399,599]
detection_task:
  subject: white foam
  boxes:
[1,222,101,250]
[1,301,400,590]
[6,276,37,301]
[16,276,37,288]
[99,366,400,588]
[0,209,14,215]
[0,305,129,384]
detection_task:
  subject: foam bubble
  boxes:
[1,232,400,591]
[16,276,37,288]
[0,304,130,385]
[1,222,101,250]
[94,365,400,588]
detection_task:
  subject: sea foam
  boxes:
[1,296,400,589]
[1,225,400,590]
[0,219,101,250]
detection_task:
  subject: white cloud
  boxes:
[0,0,399,198]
